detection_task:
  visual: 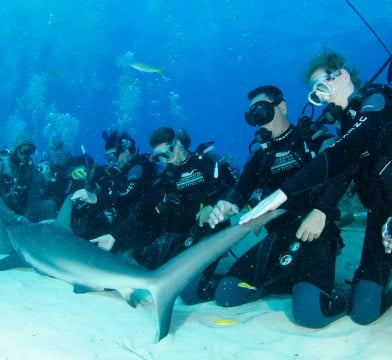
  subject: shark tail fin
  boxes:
[145,209,287,342]
[55,196,74,232]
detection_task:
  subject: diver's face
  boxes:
[309,68,353,109]
[309,68,339,105]
[249,94,276,128]
[151,141,176,165]
[104,148,118,165]
[17,144,35,163]
[249,94,286,135]
[151,139,187,166]
[116,149,132,169]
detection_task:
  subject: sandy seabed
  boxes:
[0,220,391,360]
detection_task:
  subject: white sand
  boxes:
[0,220,391,360]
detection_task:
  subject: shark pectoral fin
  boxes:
[0,252,27,271]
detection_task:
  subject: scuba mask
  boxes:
[150,143,175,163]
[104,151,119,164]
[71,166,87,180]
[307,69,341,106]
[244,99,281,127]
[18,144,36,156]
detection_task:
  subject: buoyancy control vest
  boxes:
[351,85,392,211]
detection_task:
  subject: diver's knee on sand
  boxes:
[292,282,347,328]
[214,276,263,307]
[180,274,217,305]
[350,279,384,325]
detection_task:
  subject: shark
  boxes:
[0,197,285,342]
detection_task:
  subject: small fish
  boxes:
[237,281,257,290]
[213,319,240,326]
[130,62,168,79]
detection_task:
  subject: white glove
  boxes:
[239,189,287,225]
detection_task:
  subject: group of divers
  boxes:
[1,48,392,331]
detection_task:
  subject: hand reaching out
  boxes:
[207,200,239,229]
[89,234,116,251]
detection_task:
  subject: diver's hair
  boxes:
[105,130,136,154]
[149,127,191,149]
[304,48,361,89]
[105,130,120,150]
[149,127,176,148]
[247,85,284,104]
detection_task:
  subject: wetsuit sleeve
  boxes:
[282,93,389,197]
[313,172,352,218]
[224,151,264,208]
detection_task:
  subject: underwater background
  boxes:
[0,0,390,167]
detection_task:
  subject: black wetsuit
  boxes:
[111,151,238,267]
[280,91,392,324]
[215,123,351,328]
[0,155,35,216]
[73,154,157,239]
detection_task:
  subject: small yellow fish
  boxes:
[130,62,166,78]
[237,282,256,290]
[213,319,240,326]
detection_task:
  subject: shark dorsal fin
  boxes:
[55,196,74,232]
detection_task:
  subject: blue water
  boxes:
[0,0,390,166]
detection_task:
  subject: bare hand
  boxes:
[382,217,392,254]
[296,209,326,242]
[196,205,214,227]
[208,200,239,229]
[89,234,116,251]
[382,237,392,254]
[71,189,97,204]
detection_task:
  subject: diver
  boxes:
[0,134,37,217]
[29,140,74,220]
[238,50,392,326]
[71,130,157,239]
[27,140,98,222]
[206,85,351,328]
[91,126,239,303]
